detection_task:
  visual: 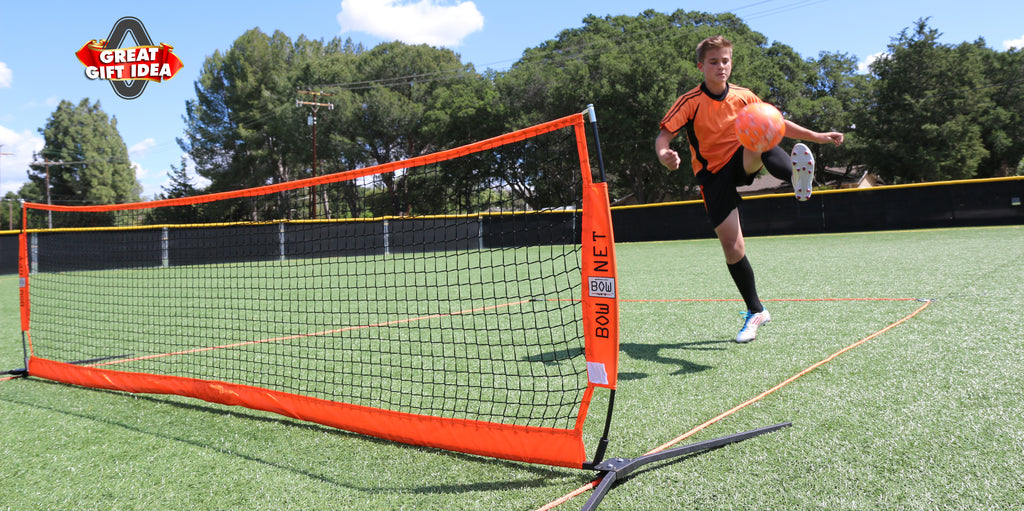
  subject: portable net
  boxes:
[18,112,619,468]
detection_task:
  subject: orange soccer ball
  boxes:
[735,102,785,152]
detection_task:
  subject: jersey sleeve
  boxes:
[659,91,695,134]
[738,88,763,105]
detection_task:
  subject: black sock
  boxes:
[727,256,763,313]
[761,146,791,182]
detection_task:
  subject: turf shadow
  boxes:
[1,378,573,494]
[619,340,729,378]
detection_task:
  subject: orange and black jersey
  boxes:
[660,83,763,176]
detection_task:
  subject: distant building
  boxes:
[738,166,884,197]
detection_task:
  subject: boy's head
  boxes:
[696,35,733,64]
[696,35,733,89]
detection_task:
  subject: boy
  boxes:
[655,35,844,343]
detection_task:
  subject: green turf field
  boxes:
[2,226,1022,510]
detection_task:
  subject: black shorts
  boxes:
[697,145,790,227]
[696,147,757,228]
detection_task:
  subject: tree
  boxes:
[181,31,497,219]
[178,30,319,218]
[796,51,870,176]
[26,99,140,206]
[976,45,1024,176]
[856,19,991,183]
[496,9,719,204]
[292,36,364,218]
[345,42,498,216]
[160,157,202,199]
[495,9,862,204]
[147,157,204,224]
[1,192,21,230]
[180,29,308,221]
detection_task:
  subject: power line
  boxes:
[213,3,1019,161]
[299,4,845,93]
[735,0,835,21]
[311,69,468,91]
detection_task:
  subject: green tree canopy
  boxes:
[179,29,312,197]
[26,98,140,206]
[856,19,993,183]
[171,12,1022,214]
[147,156,203,224]
[180,30,499,219]
[977,44,1024,176]
[496,9,862,203]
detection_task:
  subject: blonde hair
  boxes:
[696,35,733,63]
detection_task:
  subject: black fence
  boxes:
[0,233,14,274]
[2,212,583,274]
[2,178,1022,274]
[611,177,1024,242]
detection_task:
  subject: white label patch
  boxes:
[587,276,616,298]
[587,361,608,385]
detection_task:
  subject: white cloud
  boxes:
[128,137,157,156]
[132,161,163,200]
[179,153,210,189]
[857,52,886,74]
[131,161,149,181]
[0,62,11,88]
[142,153,210,200]
[0,124,45,195]
[337,0,484,47]
[178,153,210,189]
[1004,34,1024,50]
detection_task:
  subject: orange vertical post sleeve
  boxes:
[575,119,619,390]
[18,202,30,337]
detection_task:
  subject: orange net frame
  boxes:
[19,112,618,468]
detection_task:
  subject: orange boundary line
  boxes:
[621,297,919,303]
[536,298,933,511]
[550,297,919,303]
[89,299,532,368]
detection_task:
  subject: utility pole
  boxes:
[30,154,88,229]
[296,90,334,219]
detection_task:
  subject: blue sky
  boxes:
[1,0,1021,200]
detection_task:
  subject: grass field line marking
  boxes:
[535,298,933,511]
[547,297,918,303]
[617,297,918,303]
[90,299,532,368]
[645,299,933,454]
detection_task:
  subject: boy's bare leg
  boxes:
[714,209,745,264]
[715,209,771,341]
[742,147,765,175]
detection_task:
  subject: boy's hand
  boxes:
[782,121,845,146]
[816,131,844,145]
[655,129,681,170]
[658,149,681,170]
